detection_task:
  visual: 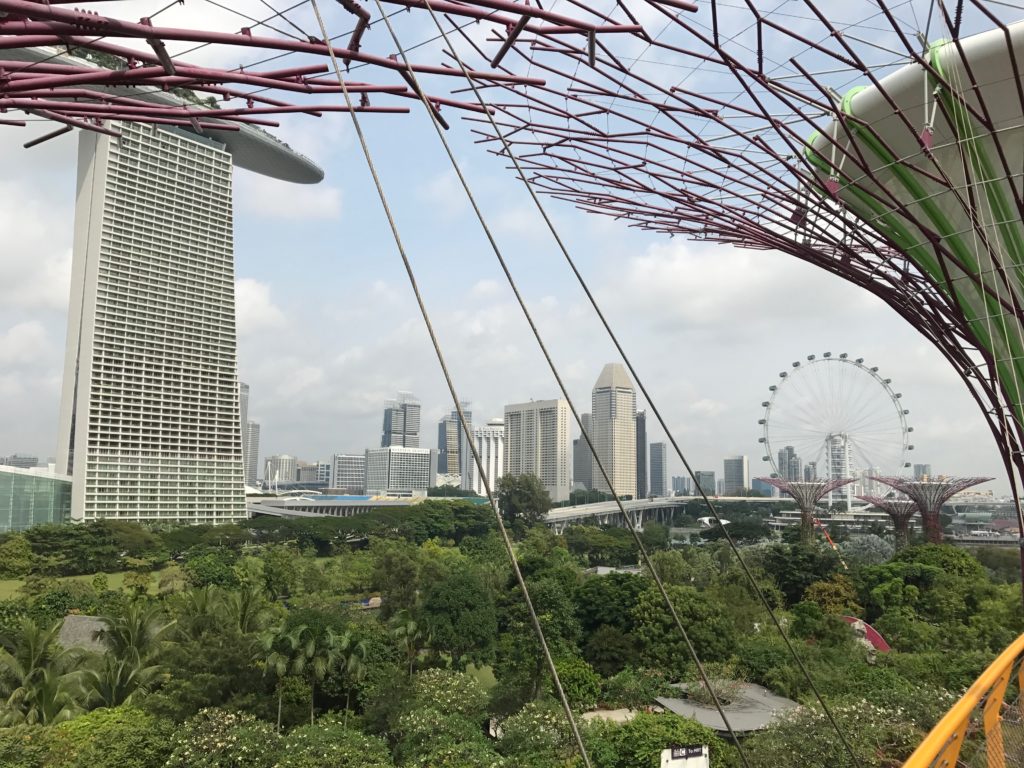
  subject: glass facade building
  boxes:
[0,466,72,532]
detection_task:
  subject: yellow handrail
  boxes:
[903,632,1024,768]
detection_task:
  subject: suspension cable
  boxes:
[422,9,859,763]
[370,4,756,765]
[304,1,592,763]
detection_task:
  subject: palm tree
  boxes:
[290,624,341,726]
[389,611,428,678]
[261,622,305,732]
[0,619,84,725]
[338,630,369,724]
[80,653,162,709]
[95,602,174,664]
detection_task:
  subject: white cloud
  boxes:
[236,173,342,220]
[235,278,287,336]
[0,322,52,366]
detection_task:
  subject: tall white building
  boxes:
[365,446,434,497]
[504,399,571,503]
[462,418,504,496]
[56,123,247,523]
[591,363,637,498]
[244,421,260,487]
[722,455,749,495]
[331,453,366,493]
[649,442,668,497]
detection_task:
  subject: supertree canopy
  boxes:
[857,495,919,549]
[0,0,649,175]
[871,476,992,543]
[757,477,854,544]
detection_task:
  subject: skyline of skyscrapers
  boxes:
[57,122,245,524]
[591,363,637,499]
[504,399,571,502]
[777,445,802,482]
[695,470,716,496]
[649,442,667,497]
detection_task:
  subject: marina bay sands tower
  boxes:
[56,120,321,523]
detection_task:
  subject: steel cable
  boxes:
[305,1,593,763]
[422,6,861,763]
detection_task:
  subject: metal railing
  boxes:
[904,633,1024,768]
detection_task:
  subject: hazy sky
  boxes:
[0,0,1011,494]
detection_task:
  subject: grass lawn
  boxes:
[467,663,498,692]
[0,565,182,600]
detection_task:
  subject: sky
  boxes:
[0,0,1013,495]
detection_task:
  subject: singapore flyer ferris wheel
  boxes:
[758,353,913,508]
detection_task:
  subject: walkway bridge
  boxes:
[543,496,783,533]
[905,633,1024,767]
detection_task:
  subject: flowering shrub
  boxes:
[745,698,922,768]
[499,701,575,763]
[164,708,281,768]
[410,668,489,717]
[275,716,392,768]
[581,713,734,768]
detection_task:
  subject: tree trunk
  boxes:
[276,687,283,732]
[922,511,943,544]
[310,679,315,726]
[894,520,909,550]
[800,509,815,545]
[345,690,351,726]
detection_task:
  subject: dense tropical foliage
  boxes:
[0,489,1016,767]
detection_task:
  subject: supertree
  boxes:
[857,495,919,550]
[758,477,855,545]
[870,477,992,543]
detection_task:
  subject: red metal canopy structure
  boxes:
[856,495,919,549]
[0,0,651,171]
[870,476,992,543]
[757,477,854,544]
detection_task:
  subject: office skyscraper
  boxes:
[504,399,571,503]
[913,463,932,480]
[462,418,504,496]
[57,122,246,523]
[572,413,593,491]
[722,455,749,495]
[649,442,667,497]
[635,411,648,498]
[777,446,802,482]
[244,421,260,486]
[365,447,434,496]
[332,453,367,493]
[239,382,250,480]
[437,403,471,474]
[671,475,691,495]
[382,393,421,448]
[695,471,716,496]
[591,363,637,498]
